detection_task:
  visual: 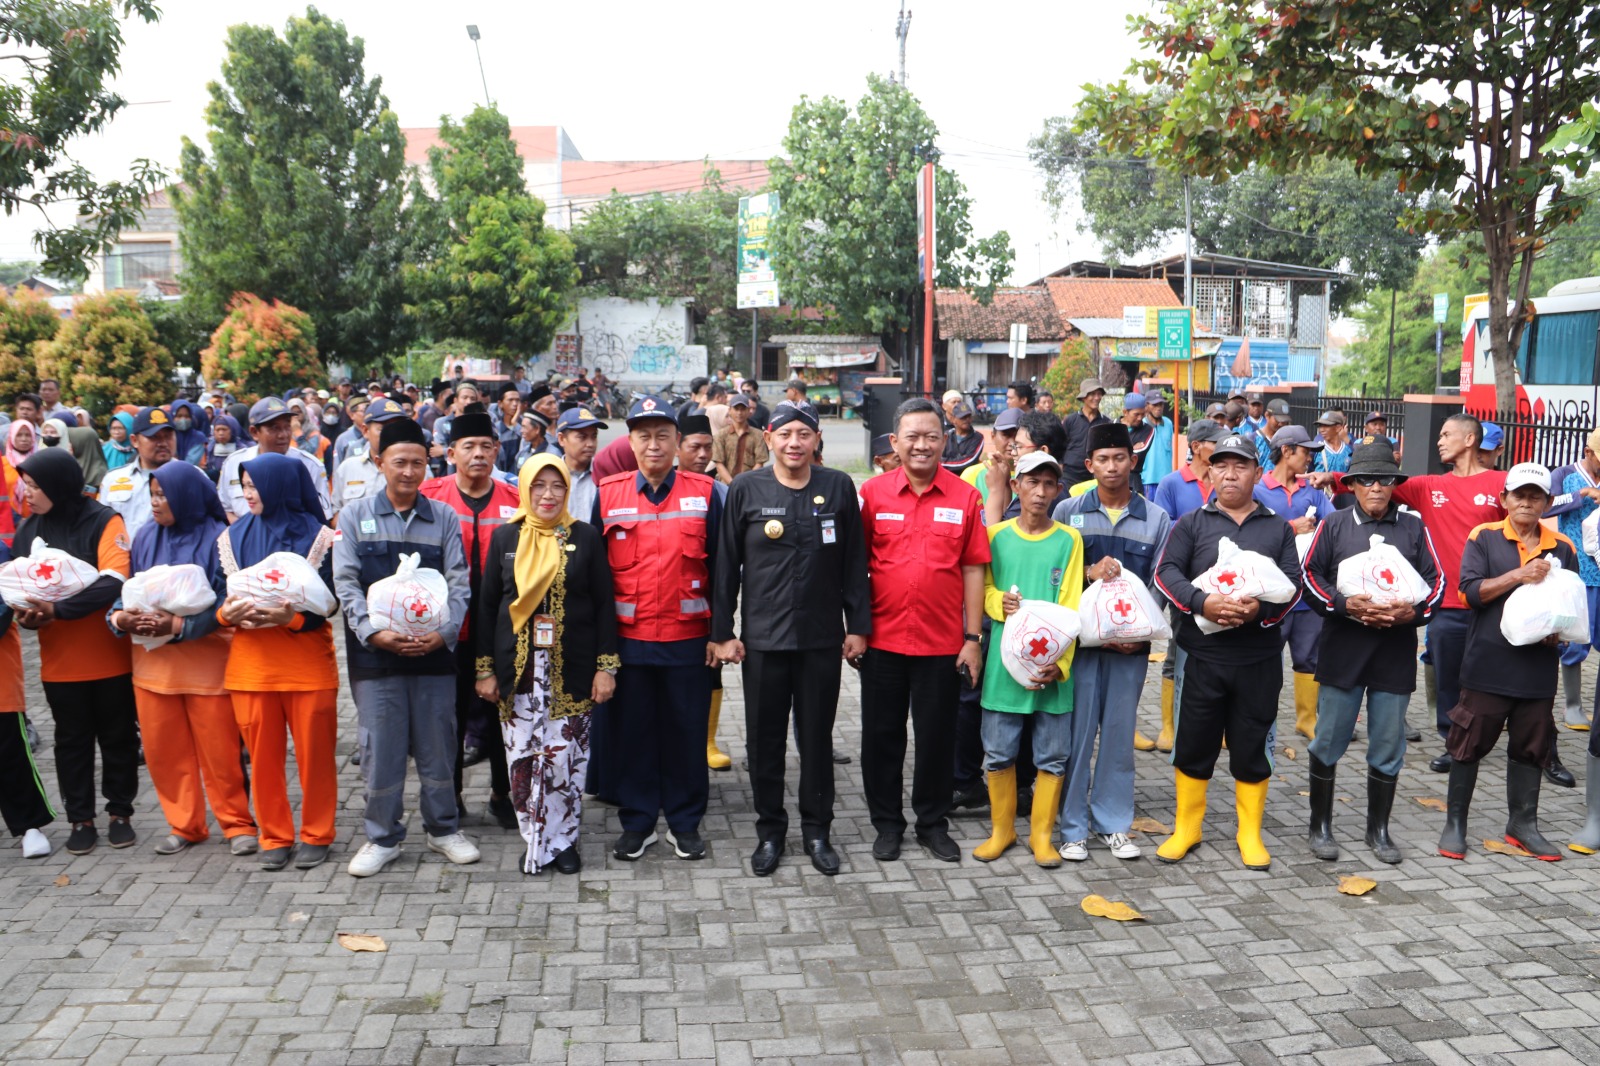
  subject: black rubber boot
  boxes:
[1365,769,1402,864]
[1438,758,1478,860]
[1505,758,1562,860]
[1307,755,1338,860]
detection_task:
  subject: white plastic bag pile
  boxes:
[1078,574,1171,647]
[1193,536,1298,634]
[226,551,337,617]
[1334,534,1432,607]
[1501,554,1590,646]
[0,538,101,608]
[366,552,452,638]
[999,593,1080,689]
[122,563,217,649]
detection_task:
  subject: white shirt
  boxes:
[216,443,333,519]
[101,462,158,541]
[331,450,384,516]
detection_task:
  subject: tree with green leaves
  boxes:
[175,7,413,371]
[34,291,172,412]
[405,106,577,360]
[1028,124,1430,309]
[768,75,1013,350]
[1329,248,1474,397]
[570,168,746,360]
[1,1,165,281]
[1076,0,1600,413]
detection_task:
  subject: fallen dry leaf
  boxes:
[1282,747,1297,760]
[1482,838,1533,858]
[1081,894,1145,922]
[1129,817,1168,835]
[1337,795,1353,804]
[52,874,69,887]
[336,933,388,953]
[1338,875,1377,896]
[1415,796,1447,812]
[1298,790,1311,797]
[287,911,309,924]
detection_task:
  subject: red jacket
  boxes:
[599,470,714,643]
[419,475,521,639]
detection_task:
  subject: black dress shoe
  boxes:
[804,837,839,875]
[1429,752,1454,773]
[916,829,961,862]
[831,747,852,765]
[462,745,487,768]
[750,839,784,876]
[950,784,989,813]
[553,845,581,875]
[488,793,519,830]
[871,831,902,861]
[1545,757,1577,788]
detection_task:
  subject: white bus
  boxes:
[1461,276,1600,424]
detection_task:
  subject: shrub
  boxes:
[34,292,174,413]
[200,293,322,400]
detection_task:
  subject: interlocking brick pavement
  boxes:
[4,626,1600,1064]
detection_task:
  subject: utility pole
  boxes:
[894,2,912,85]
[1183,174,1193,410]
[1385,288,1396,396]
[466,25,490,108]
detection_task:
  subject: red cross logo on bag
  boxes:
[1110,598,1135,624]
[1367,563,1398,591]
[28,561,57,586]
[1213,569,1242,593]
[404,597,433,624]
[261,569,286,588]
[1024,628,1060,663]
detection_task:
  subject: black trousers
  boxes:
[1171,653,1282,783]
[1448,689,1556,765]
[0,712,54,835]
[860,648,959,836]
[453,643,509,800]
[41,674,138,824]
[744,648,840,843]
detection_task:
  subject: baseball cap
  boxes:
[1123,392,1147,410]
[1187,419,1228,444]
[1205,402,1226,417]
[1077,377,1106,399]
[1504,461,1550,494]
[131,407,173,437]
[1480,422,1504,450]
[993,407,1025,432]
[366,397,407,423]
[1265,398,1291,419]
[1246,391,1263,403]
[1269,425,1326,451]
[1014,451,1063,478]
[248,396,293,426]
[950,400,974,419]
[1364,411,1388,425]
[728,393,752,408]
[1147,391,1168,406]
[1227,391,1247,403]
[871,433,894,458]
[1315,410,1347,426]
[556,406,608,432]
[626,394,678,428]
[1210,433,1260,465]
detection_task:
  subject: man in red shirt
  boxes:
[859,398,990,863]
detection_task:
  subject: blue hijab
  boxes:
[205,414,243,474]
[226,452,327,568]
[130,460,229,575]
[169,399,208,466]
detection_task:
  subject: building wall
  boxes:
[527,296,706,389]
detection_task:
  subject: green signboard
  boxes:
[737,193,779,309]
[1157,308,1192,360]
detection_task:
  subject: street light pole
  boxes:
[466,25,490,108]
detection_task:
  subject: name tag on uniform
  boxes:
[821,518,837,545]
[876,512,905,521]
[360,518,377,534]
[608,507,638,517]
[229,478,241,487]
[934,507,963,525]
[533,614,554,647]
[761,507,786,516]
[680,496,708,512]
[500,505,517,518]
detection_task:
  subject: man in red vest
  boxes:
[419,411,521,829]
[599,397,721,861]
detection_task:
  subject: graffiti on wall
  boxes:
[528,297,707,386]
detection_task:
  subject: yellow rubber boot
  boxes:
[1156,679,1175,752]
[974,767,1018,861]
[706,689,731,771]
[1293,672,1319,740]
[1029,770,1065,867]
[1235,778,1272,870]
[1156,771,1208,863]
[1133,730,1156,751]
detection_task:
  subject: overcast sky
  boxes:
[1,0,1158,282]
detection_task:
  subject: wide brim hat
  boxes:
[1345,442,1406,483]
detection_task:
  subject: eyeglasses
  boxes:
[1347,475,1399,487]
[529,484,567,498]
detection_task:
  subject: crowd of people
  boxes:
[1,366,1598,881]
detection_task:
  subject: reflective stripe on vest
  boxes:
[615,601,636,618]
[601,510,699,527]
[680,597,708,614]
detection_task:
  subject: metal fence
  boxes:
[1486,407,1593,472]
[1293,394,1407,442]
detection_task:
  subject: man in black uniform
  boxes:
[711,402,872,877]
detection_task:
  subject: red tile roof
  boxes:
[934,287,1067,341]
[1044,277,1181,319]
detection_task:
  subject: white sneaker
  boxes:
[1060,839,1089,862]
[347,841,401,877]
[21,828,49,858]
[1099,832,1142,860]
[426,832,481,865]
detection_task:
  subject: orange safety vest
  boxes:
[0,457,16,547]
[598,469,714,642]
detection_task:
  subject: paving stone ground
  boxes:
[5,628,1600,1065]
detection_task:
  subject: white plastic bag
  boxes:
[1078,574,1172,647]
[1193,536,1298,634]
[1294,506,1318,562]
[122,563,218,649]
[366,552,452,638]
[1334,534,1432,608]
[226,551,337,617]
[0,537,102,608]
[1501,554,1590,646]
[998,592,1080,688]
[1583,506,1600,560]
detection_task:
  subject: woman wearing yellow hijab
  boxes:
[476,455,618,874]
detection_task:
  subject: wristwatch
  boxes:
[963,632,981,644]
